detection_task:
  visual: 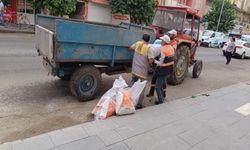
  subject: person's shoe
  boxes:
[146,92,154,97]
[155,101,164,105]
[135,104,144,109]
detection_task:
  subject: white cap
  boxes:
[168,29,177,36]
[160,35,171,44]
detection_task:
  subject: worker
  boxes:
[168,29,178,50]
[146,40,163,98]
[154,35,175,105]
[130,34,153,109]
[146,29,178,97]
[225,37,236,64]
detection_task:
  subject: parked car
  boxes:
[234,41,250,59]
[200,30,225,48]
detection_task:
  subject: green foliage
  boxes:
[109,0,156,25]
[46,0,76,16]
[27,0,76,16]
[205,0,236,33]
[26,0,46,10]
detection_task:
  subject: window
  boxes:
[158,0,165,5]
[243,43,250,48]
[211,33,215,38]
[17,0,33,14]
[215,33,223,38]
[241,36,250,42]
[69,1,86,20]
[203,30,214,36]
[152,9,186,32]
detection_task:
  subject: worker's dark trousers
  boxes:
[225,51,232,64]
[155,75,167,103]
[148,72,166,97]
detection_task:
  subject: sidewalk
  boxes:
[1,82,250,150]
[0,24,34,34]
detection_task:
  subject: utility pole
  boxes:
[216,0,225,32]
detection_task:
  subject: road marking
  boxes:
[235,103,250,116]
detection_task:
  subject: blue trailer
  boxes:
[35,15,156,101]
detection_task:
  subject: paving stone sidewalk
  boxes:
[1,82,250,150]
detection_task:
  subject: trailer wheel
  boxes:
[70,65,102,101]
[192,60,203,78]
[168,45,189,85]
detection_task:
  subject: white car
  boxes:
[234,41,250,59]
[200,30,225,48]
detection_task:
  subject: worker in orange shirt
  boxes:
[146,29,178,98]
[154,35,175,104]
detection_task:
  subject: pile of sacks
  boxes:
[92,76,147,120]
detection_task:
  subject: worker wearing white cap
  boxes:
[153,35,175,105]
[146,39,163,98]
[168,29,178,50]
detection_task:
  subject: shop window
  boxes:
[17,0,33,14]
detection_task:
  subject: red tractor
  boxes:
[151,6,203,85]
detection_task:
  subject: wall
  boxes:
[87,2,112,24]
[158,0,207,16]
[87,1,130,25]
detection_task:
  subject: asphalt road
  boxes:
[1,33,250,144]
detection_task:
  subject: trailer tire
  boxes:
[192,60,203,78]
[70,65,102,101]
[168,45,189,85]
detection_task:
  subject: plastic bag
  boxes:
[92,76,128,120]
[116,89,135,115]
[131,80,147,106]
[93,99,116,120]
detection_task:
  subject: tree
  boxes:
[46,0,76,16]
[205,0,236,33]
[27,0,76,16]
[109,0,156,25]
[26,0,46,11]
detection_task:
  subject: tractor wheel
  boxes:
[70,65,102,101]
[192,60,203,78]
[168,45,189,85]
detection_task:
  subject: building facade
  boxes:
[231,0,250,34]
[77,0,208,25]
[3,0,35,25]
[73,0,130,25]
[158,0,207,16]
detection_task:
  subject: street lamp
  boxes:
[216,0,225,32]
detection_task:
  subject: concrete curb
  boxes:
[0,29,35,34]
